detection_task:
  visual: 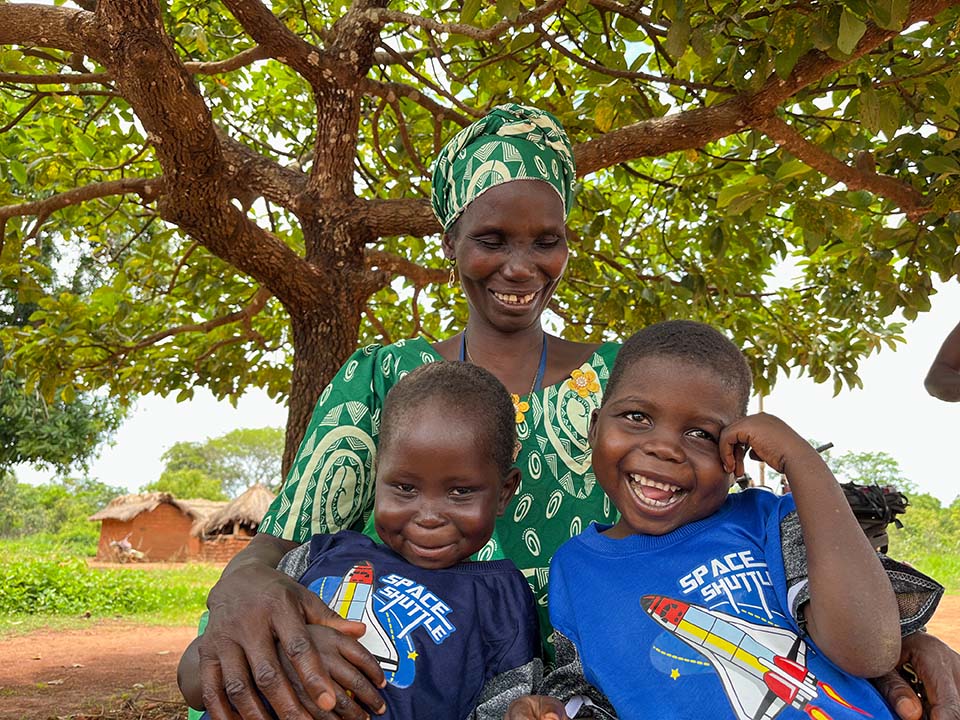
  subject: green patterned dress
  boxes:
[259,337,621,652]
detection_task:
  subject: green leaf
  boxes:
[9,160,27,185]
[495,0,519,21]
[664,17,691,59]
[460,0,482,24]
[74,133,97,159]
[594,100,616,133]
[858,87,882,134]
[774,159,811,181]
[869,0,909,30]
[924,156,960,175]
[837,10,867,55]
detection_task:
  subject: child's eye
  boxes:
[686,428,718,443]
[393,483,416,494]
[451,487,477,497]
[623,411,651,425]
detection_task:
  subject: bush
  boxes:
[0,538,220,621]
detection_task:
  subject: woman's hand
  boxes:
[197,534,386,720]
[874,632,960,720]
[504,695,570,720]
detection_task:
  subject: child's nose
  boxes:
[414,500,447,528]
[643,430,683,462]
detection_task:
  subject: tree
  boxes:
[151,427,284,496]
[1,1,958,472]
[142,468,228,501]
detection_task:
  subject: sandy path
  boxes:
[1,597,958,720]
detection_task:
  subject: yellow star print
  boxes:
[407,650,418,661]
[670,668,680,680]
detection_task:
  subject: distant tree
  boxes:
[828,449,918,494]
[156,427,283,497]
[0,475,123,543]
[142,468,227,501]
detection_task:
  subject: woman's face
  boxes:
[444,180,569,334]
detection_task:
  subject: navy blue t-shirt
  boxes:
[298,531,537,719]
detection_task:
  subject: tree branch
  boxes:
[359,77,472,126]
[0,178,160,224]
[365,249,447,286]
[754,116,929,220]
[362,198,439,238]
[185,46,271,75]
[0,3,106,58]
[574,0,960,176]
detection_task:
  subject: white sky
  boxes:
[15,280,960,505]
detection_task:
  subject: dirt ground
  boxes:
[3,597,960,720]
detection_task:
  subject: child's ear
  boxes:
[588,408,600,448]
[497,468,522,515]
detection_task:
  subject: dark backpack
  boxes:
[841,482,909,553]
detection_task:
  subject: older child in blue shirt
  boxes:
[510,321,940,720]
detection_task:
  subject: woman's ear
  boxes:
[588,408,600,448]
[497,468,522,515]
[441,231,455,260]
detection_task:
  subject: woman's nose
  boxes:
[501,248,536,281]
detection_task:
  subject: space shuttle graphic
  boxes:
[329,562,400,673]
[641,594,870,720]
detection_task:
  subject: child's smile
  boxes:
[589,357,739,538]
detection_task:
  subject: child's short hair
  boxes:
[380,361,518,478]
[606,320,753,414]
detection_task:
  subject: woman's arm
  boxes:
[874,631,960,720]
[925,320,960,402]
[720,414,900,677]
[197,533,386,720]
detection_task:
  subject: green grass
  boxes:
[0,537,221,634]
[900,553,960,593]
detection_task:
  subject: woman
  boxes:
[197,105,958,720]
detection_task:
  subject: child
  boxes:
[179,361,540,720]
[509,320,934,720]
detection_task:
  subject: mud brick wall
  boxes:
[200,535,252,563]
[95,504,200,561]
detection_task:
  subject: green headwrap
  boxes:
[431,103,576,232]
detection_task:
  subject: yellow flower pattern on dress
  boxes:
[567,368,600,398]
[511,393,530,424]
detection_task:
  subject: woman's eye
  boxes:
[472,236,503,248]
[537,235,564,248]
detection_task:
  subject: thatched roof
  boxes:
[89,492,227,527]
[196,484,275,537]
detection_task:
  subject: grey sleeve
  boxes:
[276,542,312,579]
[538,632,618,720]
[470,659,543,720]
[780,511,943,636]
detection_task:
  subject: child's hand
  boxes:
[718,413,819,479]
[504,695,570,720]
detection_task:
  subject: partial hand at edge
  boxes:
[873,632,960,720]
[504,695,570,720]
[197,535,386,720]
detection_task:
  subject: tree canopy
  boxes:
[146,426,284,497]
[1,0,958,470]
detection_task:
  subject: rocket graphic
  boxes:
[329,562,400,673]
[642,594,870,720]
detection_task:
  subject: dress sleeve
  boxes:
[258,345,389,543]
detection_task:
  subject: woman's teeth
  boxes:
[493,290,537,305]
[628,474,686,508]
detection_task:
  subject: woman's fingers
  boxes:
[873,670,924,720]
[196,644,243,720]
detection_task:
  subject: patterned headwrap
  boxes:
[431,103,576,232]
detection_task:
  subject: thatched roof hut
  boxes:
[89,492,225,531]
[89,492,228,562]
[197,484,275,537]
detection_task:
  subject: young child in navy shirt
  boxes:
[509,320,940,720]
[180,361,539,720]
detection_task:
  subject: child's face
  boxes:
[374,403,520,569]
[589,356,739,538]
